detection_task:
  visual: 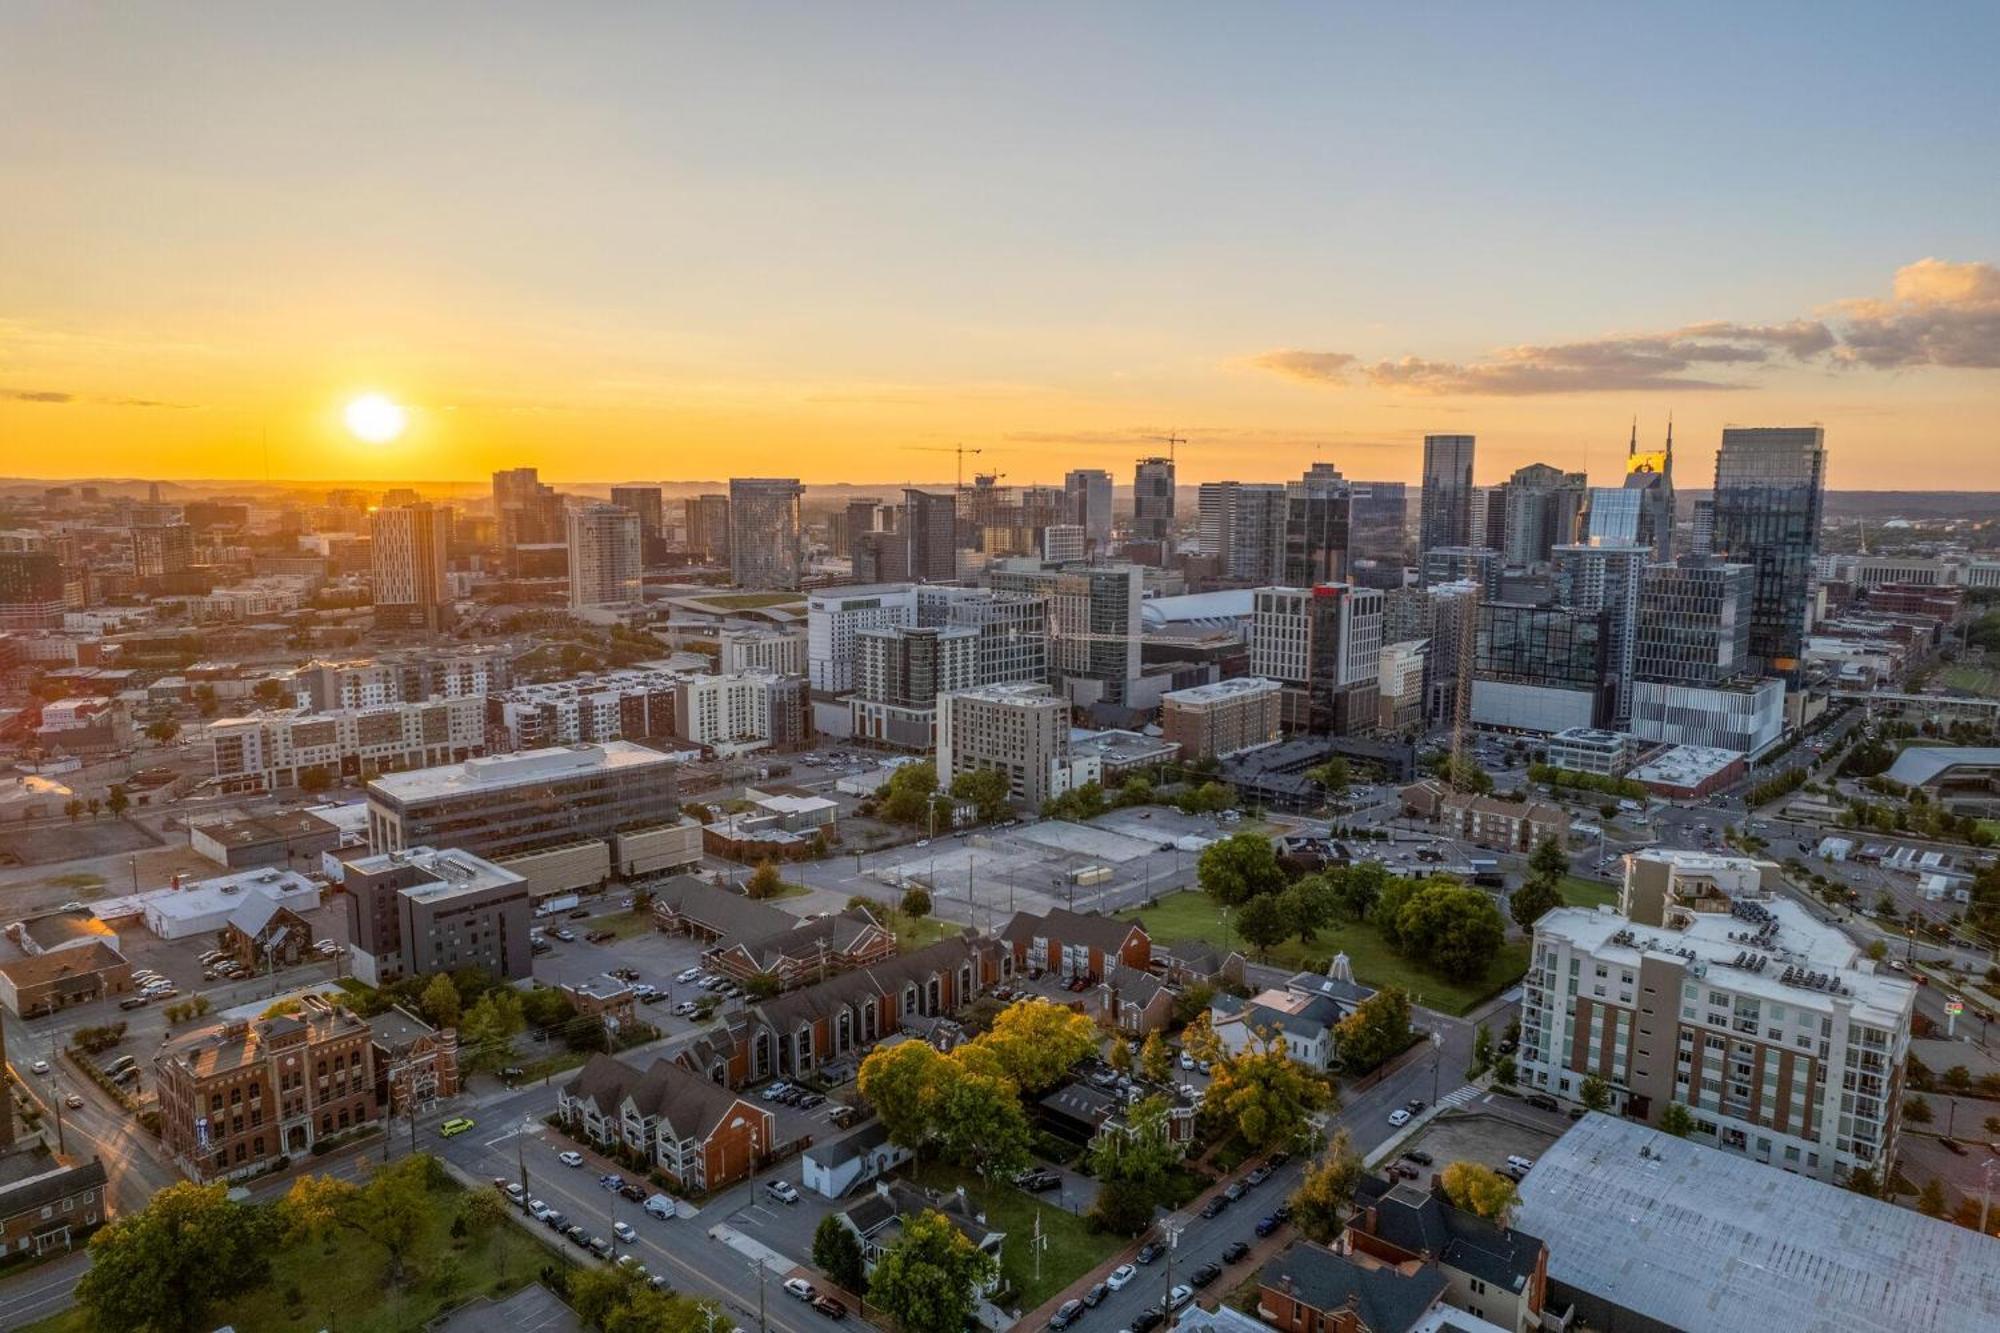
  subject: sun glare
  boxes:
[344,393,408,444]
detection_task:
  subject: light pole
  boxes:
[1430,1030,1443,1106]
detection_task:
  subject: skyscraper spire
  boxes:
[1629,417,1638,455]
[1665,413,1674,456]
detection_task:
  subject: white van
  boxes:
[1505,1154,1536,1173]
[643,1194,676,1221]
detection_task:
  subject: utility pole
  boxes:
[751,1259,768,1332]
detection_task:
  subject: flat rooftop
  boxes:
[1162,676,1279,704]
[128,867,321,923]
[1628,744,1743,785]
[1515,1113,2000,1333]
[342,845,525,899]
[1069,728,1179,761]
[190,809,339,848]
[367,741,675,803]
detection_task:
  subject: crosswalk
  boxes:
[1434,1084,1481,1112]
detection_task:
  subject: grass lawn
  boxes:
[1118,891,1528,1016]
[29,1171,563,1333]
[1556,875,1618,909]
[893,913,957,951]
[593,909,658,940]
[909,1162,1120,1310]
[1941,665,2000,699]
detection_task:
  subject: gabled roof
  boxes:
[1260,1241,1446,1332]
[999,906,1143,955]
[1353,1178,1543,1293]
[755,936,990,1031]
[715,908,889,970]
[1101,964,1169,1007]
[653,875,794,940]
[223,889,295,940]
[563,1053,765,1143]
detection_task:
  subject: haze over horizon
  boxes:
[4,3,1998,489]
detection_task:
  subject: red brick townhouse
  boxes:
[705,906,899,991]
[676,934,1009,1088]
[1000,907,1151,981]
[558,1052,776,1192]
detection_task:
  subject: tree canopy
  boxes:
[1437,1161,1518,1222]
[1289,1129,1364,1243]
[972,999,1100,1092]
[1203,1033,1328,1149]
[78,1182,275,1333]
[868,1209,998,1333]
[1198,831,1287,906]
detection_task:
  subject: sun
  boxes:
[344,393,408,443]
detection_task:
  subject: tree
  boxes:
[746,861,786,900]
[1918,1177,1949,1217]
[1198,832,1286,906]
[1527,834,1568,887]
[1043,780,1108,822]
[1436,1161,1517,1223]
[973,999,1100,1092]
[278,1172,357,1244]
[571,1267,645,1329]
[420,973,461,1030]
[103,784,130,817]
[1904,1095,1934,1125]
[1844,1164,1882,1198]
[1658,1102,1695,1138]
[1310,757,1350,797]
[813,1213,868,1295]
[77,1182,274,1333]
[1088,1096,1185,1234]
[1865,939,1888,961]
[1139,1031,1173,1085]
[1282,875,1339,944]
[1508,877,1563,932]
[1176,780,1236,816]
[1436,754,1494,795]
[1235,892,1292,957]
[930,1046,1033,1177]
[253,678,289,706]
[951,768,1012,823]
[146,717,181,745]
[1985,1114,2000,1138]
[459,1187,510,1237]
[1107,1036,1132,1075]
[1490,1054,1517,1088]
[1393,880,1506,983]
[63,797,82,822]
[900,886,932,918]
[859,1040,948,1148]
[350,1154,437,1284]
[1332,861,1386,922]
[1289,1130,1364,1243]
[1578,1076,1611,1112]
[87,796,100,817]
[1204,1034,1328,1149]
[1334,987,1413,1074]
[868,1209,998,1333]
[881,761,940,825]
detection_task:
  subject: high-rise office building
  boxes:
[1196,482,1237,559]
[1553,543,1648,727]
[567,503,643,609]
[851,624,979,749]
[1347,481,1410,566]
[727,477,805,590]
[1284,464,1352,586]
[837,497,887,557]
[902,488,959,583]
[131,521,193,578]
[1471,602,1608,732]
[492,467,564,549]
[946,592,1049,687]
[1196,480,1286,582]
[1419,434,1476,555]
[1133,457,1176,546]
[1065,469,1114,549]
[1710,427,1826,675]
[1635,556,1754,686]
[1500,463,1588,566]
[1248,584,1382,733]
[1689,498,1716,556]
[370,502,452,631]
[989,560,1142,706]
[1602,419,1676,561]
[684,494,732,564]
[609,486,664,563]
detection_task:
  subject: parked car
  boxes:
[565,1225,590,1247]
[1222,1240,1249,1263]
[586,930,615,943]
[812,1295,847,1320]
[1135,1241,1165,1266]
[1400,1150,1434,1167]
[1223,1181,1247,1202]
[766,1180,800,1204]
[528,1200,552,1221]
[64,1093,84,1109]
[1050,1299,1085,1329]
[613,1221,638,1244]
[1106,1264,1137,1290]
[619,1182,646,1202]
[552,928,577,942]
[567,906,591,919]
[502,1182,525,1202]
[588,1235,613,1258]
[119,996,151,1010]
[1198,1196,1228,1219]
[783,1278,816,1302]
[558,1150,584,1167]
[1245,1165,1272,1186]
[1387,1108,1411,1127]
[1525,1093,1560,1112]
[1082,1282,1108,1308]
[1130,1311,1163,1333]
[1190,1263,1221,1288]
[1255,1215,1281,1237]
[1168,1284,1194,1310]
[1016,1169,1061,1193]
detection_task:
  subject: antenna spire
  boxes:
[1629,417,1638,455]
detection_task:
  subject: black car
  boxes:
[1199,1195,1229,1219]
[1266,1151,1290,1168]
[1082,1283,1108,1308]
[1274,1202,1293,1223]
[567,906,590,919]
[813,1296,847,1321]
[1049,1299,1084,1329]
[1222,1241,1250,1263]
[1016,1170,1062,1193]
[544,1211,568,1231]
[1135,1241,1165,1266]
[1131,1311,1164,1333]
[1525,1093,1560,1112]
[1400,1149,1434,1167]
[1191,1263,1221,1288]
[619,1182,647,1202]
[565,1224,590,1247]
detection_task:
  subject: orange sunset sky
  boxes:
[3,5,1997,491]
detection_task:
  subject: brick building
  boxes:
[998,907,1151,981]
[369,1006,460,1117]
[0,941,132,1019]
[559,1053,775,1192]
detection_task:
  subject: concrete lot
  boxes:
[1389,1103,1567,1193]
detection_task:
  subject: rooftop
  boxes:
[1629,744,1743,786]
[1162,676,1281,705]
[366,741,675,804]
[342,846,526,900]
[1883,745,2000,787]
[1513,1113,2000,1333]
[136,867,321,923]
[189,809,340,850]
[1068,728,1179,763]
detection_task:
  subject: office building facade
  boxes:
[684,493,732,563]
[902,488,959,583]
[1283,464,1351,586]
[609,485,664,561]
[936,683,1073,810]
[1710,426,1827,674]
[1160,677,1282,760]
[1064,469,1114,548]
[1553,542,1648,727]
[1635,557,1754,686]
[1419,434,1476,555]
[1132,456,1176,546]
[728,478,805,589]
[850,625,978,749]
[989,561,1143,706]
[340,846,532,986]
[1471,603,1607,732]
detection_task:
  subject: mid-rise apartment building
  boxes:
[675,671,780,754]
[851,625,977,750]
[294,648,511,710]
[807,584,918,692]
[370,502,452,631]
[1248,584,1383,733]
[338,846,532,986]
[936,683,1075,810]
[1160,677,1282,760]
[719,627,807,676]
[209,696,485,791]
[989,561,1143,707]
[1517,849,1914,1184]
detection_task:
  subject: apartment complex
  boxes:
[293,648,511,710]
[368,502,452,631]
[1517,849,1914,1183]
[558,1053,776,1192]
[850,625,977,750]
[566,502,643,609]
[209,695,486,791]
[719,627,807,676]
[1248,584,1383,734]
[936,682,1074,810]
[338,845,532,987]
[1160,676,1281,760]
[727,478,804,589]
[363,741,679,860]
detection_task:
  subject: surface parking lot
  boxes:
[1389,1103,1566,1192]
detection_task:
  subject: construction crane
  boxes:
[1450,588,1479,791]
[1153,432,1187,461]
[898,443,985,493]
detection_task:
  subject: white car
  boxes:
[29,1060,49,1075]
[1106,1264,1137,1291]
[558,1150,585,1168]
[613,1221,638,1244]
[783,1278,815,1301]
[676,967,703,983]
[672,1001,699,1017]
[1169,1284,1194,1310]
[765,1180,800,1204]
[1179,1052,1195,1070]
[528,1200,552,1221]
[1388,1108,1412,1127]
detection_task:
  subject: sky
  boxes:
[2,2,1998,491]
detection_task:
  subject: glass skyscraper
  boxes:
[1419,434,1476,555]
[1710,427,1826,674]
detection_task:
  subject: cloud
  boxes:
[1247,350,1357,385]
[2,388,75,403]
[1830,258,2000,369]
[1246,259,1998,395]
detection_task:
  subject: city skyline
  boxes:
[4,6,1998,487]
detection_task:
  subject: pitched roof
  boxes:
[1353,1178,1544,1293]
[756,936,990,1031]
[999,906,1142,955]
[1101,964,1169,1007]
[0,940,126,990]
[0,1156,108,1218]
[563,1053,765,1142]
[716,907,887,970]
[653,875,793,940]
[1259,1241,1446,1332]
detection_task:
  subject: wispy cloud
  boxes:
[1,387,189,407]
[2,388,75,403]
[1248,259,1998,395]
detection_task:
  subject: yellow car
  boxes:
[439,1117,476,1138]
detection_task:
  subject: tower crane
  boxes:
[898,443,985,494]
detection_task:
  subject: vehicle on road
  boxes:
[439,1117,476,1137]
[619,1181,646,1202]
[565,1225,590,1247]
[544,1211,568,1231]
[1256,1214,1281,1237]
[1245,1165,1272,1186]
[552,928,576,942]
[1222,1180,1247,1202]
[1131,1311,1163,1333]
[766,1179,800,1204]
[1191,1262,1221,1288]
[1223,1240,1250,1263]
[528,1200,552,1221]
[1168,1284,1194,1310]
[1083,1282,1108,1307]
[783,1278,816,1301]
[1106,1264,1136,1290]
[29,1061,48,1075]
[1387,1108,1411,1127]
[645,1194,676,1220]
[1198,1195,1228,1218]
[558,1150,584,1167]
[1525,1093,1560,1112]
[65,1093,84,1109]
[1135,1241,1165,1265]
[813,1295,847,1320]
[1016,1169,1061,1193]
[1401,1149,1434,1167]
[502,1181,525,1202]
[1050,1298,1085,1328]
[613,1221,637,1244]
[588,1235,613,1258]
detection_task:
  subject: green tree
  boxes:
[252,677,289,707]
[813,1213,867,1295]
[1393,880,1507,983]
[1139,1030,1173,1085]
[881,761,941,825]
[1198,831,1286,906]
[900,886,932,918]
[459,1187,510,1237]
[1904,1095,1934,1125]
[1437,754,1494,795]
[459,988,526,1070]
[1658,1102,1696,1138]
[1578,1076,1611,1112]
[77,1181,274,1333]
[1289,1129,1364,1243]
[1043,780,1109,822]
[277,1172,357,1244]
[1468,1023,1493,1078]
[1088,1096,1185,1234]
[1329,862,1384,922]
[1844,1164,1882,1198]
[420,973,461,1030]
[868,1209,998,1333]
[350,1154,437,1284]
[1107,1035,1132,1075]
[1115,775,1156,808]
[105,784,130,817]
[1204,1034,1329,1149]
[571,1267,644,1329]
[146,717,181,744]
[1176,779,1236,816]
[1370,876,1422,946]
[1509,877,1563,932]
[931,1046,1033,1177]
[1436,1161,1517,1223]
[1310,757,1351,797]
[1527,834,1569,886]
[951,767,1012,823]
[746,861,786,900]
[973,999,1100,1092]
[857,1041,945,1149]
[1281,875,1339,944]
[1334,987,1413,1074]
[1918,1177,1948,1217]
[1235,892,1292,957]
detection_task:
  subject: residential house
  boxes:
[1258,1241,1512,1333]
[217,894,315,970]
[801,1120,912,1200]
[836,1180,1006,1291]
[0,1155,109,1259]
[1211,972,1374,1070]
[1097,965,1176,1036]
[1346,1177,1549,1333]
[1000,907,1151,980]
[1152,938,1246,988]
[1398,781,1570,853]
[704,907,898,991]
[558,1052,776,1192]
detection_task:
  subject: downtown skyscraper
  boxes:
[727,477,805,590]
[1710,427,1827,675]
[1419,434,1476,555]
